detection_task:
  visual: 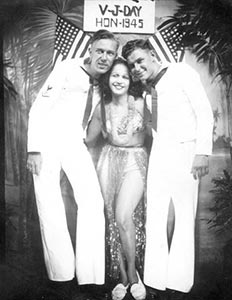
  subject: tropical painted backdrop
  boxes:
[2,0,232,299]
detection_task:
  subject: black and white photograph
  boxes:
[1,1,232,300]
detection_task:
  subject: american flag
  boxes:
[149,19,185,63]
[53,15,91,66]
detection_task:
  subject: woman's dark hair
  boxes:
[99,57,144,132]
[99,57,144,104]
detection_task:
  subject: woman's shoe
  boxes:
[112,283,129,300]
[130,271,146,300]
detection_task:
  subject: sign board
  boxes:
[83,0,155,34]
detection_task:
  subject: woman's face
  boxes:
[109,63,130,96]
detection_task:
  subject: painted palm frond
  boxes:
[161,0,232,161]
[3,0,84,104]
[2,0,85,251]
[173,0,232,79]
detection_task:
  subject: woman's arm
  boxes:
[85,103,102,148]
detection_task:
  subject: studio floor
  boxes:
[2,148,232,300]
[1,229,232,300]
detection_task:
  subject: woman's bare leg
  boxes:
[115,170,144,285]
[118,250,128,286]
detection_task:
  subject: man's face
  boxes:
[127,48,157,83]
[89,39,118,77]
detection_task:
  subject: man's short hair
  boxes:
[122,39,153,59]
[90,29,120,50]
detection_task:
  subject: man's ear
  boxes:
[87,47,92,64]
[88,46,92,56]
[150,50,157,61]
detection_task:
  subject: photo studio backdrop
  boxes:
[3,0,232,292]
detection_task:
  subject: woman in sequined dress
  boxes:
[85,57,151,300]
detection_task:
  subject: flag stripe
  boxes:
[53,15,91,66]
[52,49,60,66]
[71,31,89,59]
[157,19,176,31]
[149,36,168,62]
[80,37,92,58]
[178,49,185,62]
[149,34,176,63]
